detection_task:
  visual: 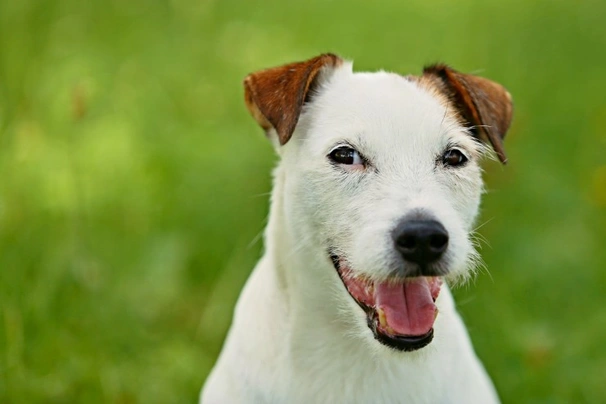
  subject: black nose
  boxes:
[393,220,449,265]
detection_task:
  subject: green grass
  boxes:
[1,0,605,402]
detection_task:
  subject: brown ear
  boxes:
[243,53,343,145]
[423,65,513,164]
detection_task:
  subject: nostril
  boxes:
[398,234,417,251]
[429,233,448,252]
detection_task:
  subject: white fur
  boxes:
[201,61,499,403]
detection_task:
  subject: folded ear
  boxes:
[423,65,513,164]
[243,53,343,145]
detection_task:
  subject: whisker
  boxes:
[473,217,495,232]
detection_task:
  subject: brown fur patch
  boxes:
[243,53,343,145]
[420,65,513,164]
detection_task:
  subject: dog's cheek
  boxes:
[285,173,324,242]
[446,226,475,277]
[440,165,484,231]
[287,167,359,248]
[424,166,481,274]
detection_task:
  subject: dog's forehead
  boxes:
[305,68,466,152]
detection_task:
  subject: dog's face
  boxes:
[244,54,512,352]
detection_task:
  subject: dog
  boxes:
[201,53,513,403]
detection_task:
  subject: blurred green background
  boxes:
[1,0,605,402]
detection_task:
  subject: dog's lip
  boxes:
[330,253,440,351]
[370,317,434,352]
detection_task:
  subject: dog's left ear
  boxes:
[423,65,513,164]
[244,53,343,146]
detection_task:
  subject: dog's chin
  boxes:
[330,254,442,352]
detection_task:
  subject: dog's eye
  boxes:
[442,149,468,167]
[329,146,364,166]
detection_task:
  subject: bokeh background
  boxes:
[1,0,605,402]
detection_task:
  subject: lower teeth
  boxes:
[377,308,395,334]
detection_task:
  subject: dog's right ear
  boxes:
[243,53,343,146]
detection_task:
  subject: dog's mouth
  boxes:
[331,254,442,351]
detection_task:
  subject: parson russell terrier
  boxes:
[201,54,513,403]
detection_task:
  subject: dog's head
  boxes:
[244,54,513,351]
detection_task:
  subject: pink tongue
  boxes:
[375,278,436,336]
